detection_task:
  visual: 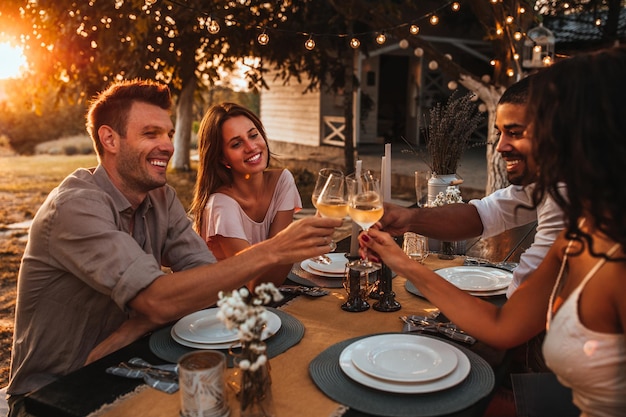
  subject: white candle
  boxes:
[381,156,386,201]
[532,45,542,65]
[384,143,392,201]
[349,160,362,257]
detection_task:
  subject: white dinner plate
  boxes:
[300,258,345,277]
[339,336,471,394]
[349,334,458,383]
[173,308,281,344]
[435,266,513,292]
[405,280,508,298]
[304,253,349,275]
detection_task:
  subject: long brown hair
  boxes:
[189,102,270,233]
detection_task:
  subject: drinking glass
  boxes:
[402,232,429,264]
[315,172,348,252]
[310,168,344,263]
[346,171,384,269]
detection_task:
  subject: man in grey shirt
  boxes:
[6,79,340,414]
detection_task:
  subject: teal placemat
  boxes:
[309,333,494,417]
[149,308,304,367]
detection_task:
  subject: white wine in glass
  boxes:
[347,171,384,269]
[347,172,383,231]
[315,172,348,252]
[311,168,343,209]
[310,168,344,263]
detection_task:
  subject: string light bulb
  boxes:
[429,15,439,25]
[349,37,360,49]
[304,36,316,50]
[207,17,220,34]
[257,31,269,45]
[506,15,514,24]
[409,24,420,35]
[506,68,515,77]
[399,39,409,49]
[145,0,157,5]
[375,33,386,45]
[514,31,523,41]
[451,2,460,12]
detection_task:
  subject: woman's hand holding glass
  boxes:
[315,172,348,252]
[347,171,384,269]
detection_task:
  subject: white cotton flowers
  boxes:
[429,186,463,207]
[217,283,283,371]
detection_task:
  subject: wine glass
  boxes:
[346,171,384,269]
[315,172,348,252]
[310,168,344,263]
[312,168,343,210]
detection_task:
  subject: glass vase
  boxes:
[237,341,275,417]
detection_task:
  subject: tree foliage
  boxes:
[1,0,623,178]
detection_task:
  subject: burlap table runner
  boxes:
[96,256,467,417]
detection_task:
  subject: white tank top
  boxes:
[543,240,626,417]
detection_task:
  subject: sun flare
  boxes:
[0,42,28,79]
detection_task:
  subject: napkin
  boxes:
[401,315,476,345]
[105,357,179,394]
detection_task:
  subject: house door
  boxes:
[377,55,410,145]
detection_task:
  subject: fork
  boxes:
[400,315,476,344]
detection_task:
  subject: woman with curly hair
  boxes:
[360,45,626,416]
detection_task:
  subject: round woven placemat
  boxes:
[309,333,494,417]
[149,308,304,366]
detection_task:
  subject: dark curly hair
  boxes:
[528,45,626,259]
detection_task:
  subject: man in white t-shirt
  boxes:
[379,76,565,299]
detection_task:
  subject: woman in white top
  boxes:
[190,103,302,289]
[359,46,626,416]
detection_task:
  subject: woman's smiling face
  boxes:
[220,115,269,177]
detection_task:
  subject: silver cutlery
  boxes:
[400,315,476,345]
[463,257,518,272]
[279,285,329,297]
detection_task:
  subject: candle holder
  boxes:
[373,263,401,312]
[341,260,380,312]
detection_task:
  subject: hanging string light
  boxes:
[147,0,551,79]
[207,17,220,34]
[257,31,269,45]
[304,35,316,50]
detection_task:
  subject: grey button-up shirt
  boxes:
[9,165,215,395]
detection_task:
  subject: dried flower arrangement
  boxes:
[425,91,484,175]
[218,283,283,417]
[429,186,463,207]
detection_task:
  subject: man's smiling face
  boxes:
[494,103,537,186]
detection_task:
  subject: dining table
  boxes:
[23,230,527,417]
